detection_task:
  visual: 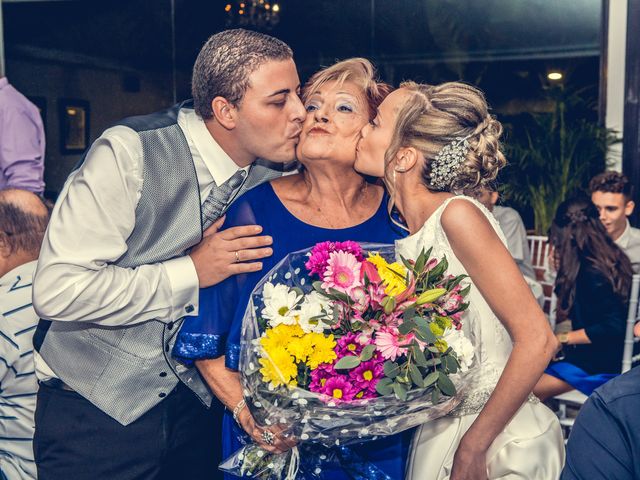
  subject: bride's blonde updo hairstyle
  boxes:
[385,81,506,195]
[301,58,392,121]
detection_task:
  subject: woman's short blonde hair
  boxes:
[385,81,507,195]
[302,58,391,120]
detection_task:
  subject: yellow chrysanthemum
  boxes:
[286,333,315,362]
[260,324,305,352]
[367,253,407,296]
[259,348,298,388]
[306,333,337,369]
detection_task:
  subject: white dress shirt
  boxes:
[615,220,640,273]
[493,206,536,279]
[32,108,248,380]
[1,261,39,480]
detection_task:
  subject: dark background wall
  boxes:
[3,0,603,194]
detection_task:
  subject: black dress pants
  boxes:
[33,381,224,480]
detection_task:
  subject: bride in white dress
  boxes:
[355,81,564,479]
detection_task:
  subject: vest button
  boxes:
[158,392,166,398]
[167,321,174,330]
[159,372,167,377]
[165,344,170,352]
[185,304,194,313]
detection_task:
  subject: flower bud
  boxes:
[416,288,447,305]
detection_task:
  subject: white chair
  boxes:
[622,273,640,372]
[554,273,640,439]
[526,235,557,327]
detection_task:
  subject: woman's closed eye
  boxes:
[337,103,355,113]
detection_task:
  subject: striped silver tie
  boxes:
[201,169,247,230]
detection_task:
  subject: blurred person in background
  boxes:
[474,184,544,304]
[561,365,640,480]
[0,189,50,480]
[0,78,46,195]
[534,196,632,400]
[589,171,640,273]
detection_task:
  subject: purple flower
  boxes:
[309,363,335,394]
[350,359,384,392]
[336,332,364,356]
[322,375,357,402]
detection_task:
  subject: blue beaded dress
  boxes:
[173,181,411,479]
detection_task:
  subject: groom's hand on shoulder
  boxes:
[190,216,273,288]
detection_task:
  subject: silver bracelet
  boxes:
[232,399,247,425]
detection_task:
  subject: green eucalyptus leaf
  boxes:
[359,344,376,362]
[423,371,439,387]
[334,356,361,370]
[393,382,408,401]
[375,377,394,396]
[425,357,442,367]
[412,345,429,367]
[431,387,441,404]
[409,364,424,387]
[437,371,457,396]
[383,361,400,378]
[398,319,416,335]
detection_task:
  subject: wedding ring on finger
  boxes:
[234,250,240,263]
[261,429,275,446]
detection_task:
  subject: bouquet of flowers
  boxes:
[221,242,474,479]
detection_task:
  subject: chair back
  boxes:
[527,235,557,326]
[622,273,640,373]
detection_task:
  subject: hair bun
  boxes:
[453,115,506,194]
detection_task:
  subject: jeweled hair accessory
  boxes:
[428,134,472,190]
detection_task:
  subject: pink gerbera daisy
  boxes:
[306,241,364,277]
[374,327,411,361]
[322,251,362,296]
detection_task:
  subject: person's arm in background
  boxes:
[0,105,45,194]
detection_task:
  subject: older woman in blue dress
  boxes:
[174,58,411,479]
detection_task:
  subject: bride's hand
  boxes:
[450,442,488,480]
[237,409,295,454]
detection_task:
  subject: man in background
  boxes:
[0,189,50,480]
[589,171,640,273]
[0,78,46,194]
[475,185,536,279]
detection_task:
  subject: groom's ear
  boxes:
[211,97,237,129]
[395,147,419,172]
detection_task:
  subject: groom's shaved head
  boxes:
[192,29,293,119]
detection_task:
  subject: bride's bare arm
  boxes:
[440,199,558,479]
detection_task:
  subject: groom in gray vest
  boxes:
[31,29,306,480]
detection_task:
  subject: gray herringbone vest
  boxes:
[37,102,284,425]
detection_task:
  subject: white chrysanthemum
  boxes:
[443,328,475,372]
[296,291,333,333]
[261,283,301,327]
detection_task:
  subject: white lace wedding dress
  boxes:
[398,196,564,480]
